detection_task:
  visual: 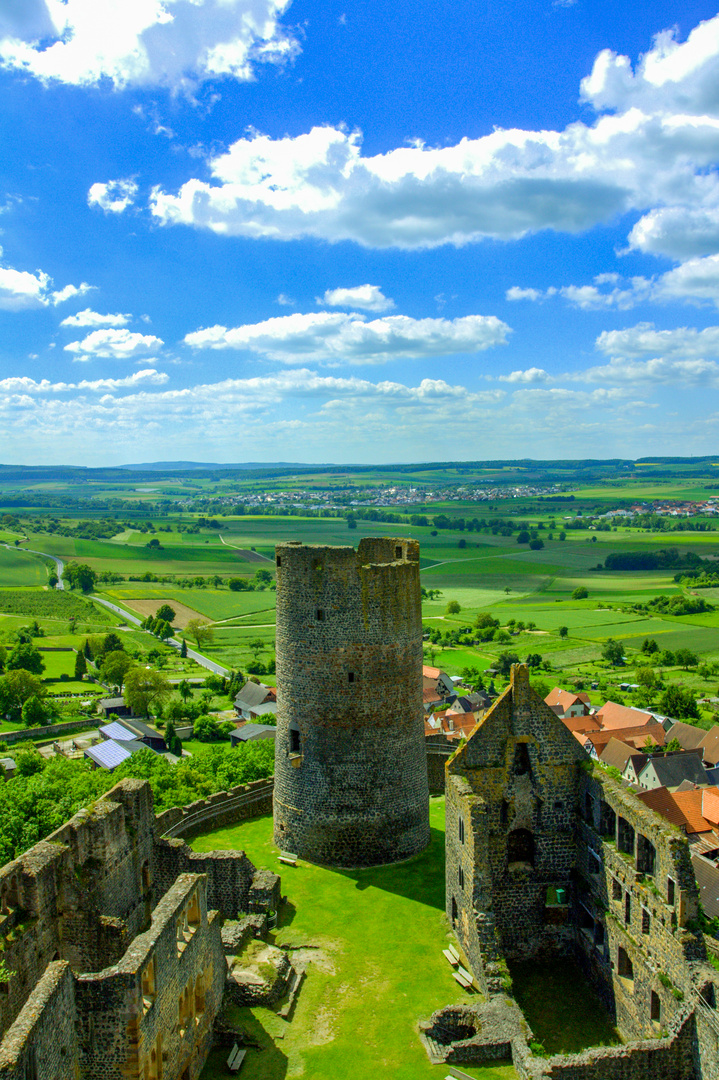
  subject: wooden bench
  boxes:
[227,1044,247,1073]
[447,944,461,964]
[452,970,472,990]
[443,948,459,967]
[279,852,298,866]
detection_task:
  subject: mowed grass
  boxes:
[104,586,275,622]
[509,961,619,1055]
[0,546,52,586]
[193,799,517,1080]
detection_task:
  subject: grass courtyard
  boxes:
[193,798,517,1080]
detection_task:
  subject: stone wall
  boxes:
[0,962,78,1080]
[0,777,281,1080]
[513,1015,697,1079]
[427,740,455,793]
[447,664,586,963]
[1,718,97,745]
[155,778,274,839]
[75,874,225,1080]
[575,768,707,1040]
[273,538,430,867]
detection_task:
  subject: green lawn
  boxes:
[0,547,53,587]
[193,799,516,1080]
[509,961,619,1055]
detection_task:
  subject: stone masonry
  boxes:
[445,664,719,1079]
[273,537,430,867]
[0,778,280,1080]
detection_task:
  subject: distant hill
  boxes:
[120,461,330,471]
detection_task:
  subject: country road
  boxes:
[92,596,230,676]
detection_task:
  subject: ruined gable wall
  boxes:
[152,838,279,918]
[576,768,704,1040]
[273,539,430,867]
[448,666,587,959]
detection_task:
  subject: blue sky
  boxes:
[2,0,719,465]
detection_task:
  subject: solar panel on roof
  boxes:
[85,741,133,770]
[100,722,136,741]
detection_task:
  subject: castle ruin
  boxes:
[273,538,430,867]
[442,664,719,1078]
[0,778,280,1080]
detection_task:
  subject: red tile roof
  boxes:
[595,701,655,730]
[636,786,719,835]
[544,687,589,712]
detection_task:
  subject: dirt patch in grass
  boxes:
[119,597,205,628]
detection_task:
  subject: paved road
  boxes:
[92,596,229,676]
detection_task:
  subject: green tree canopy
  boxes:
[602,639,624,666]
[659,684,700,720]
[0,670,45,721]
[155,604,177,624]
[100,650,136,686]
[185,618,214,649]
[123,668,172,717]
[6,643,45,675]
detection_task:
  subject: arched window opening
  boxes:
[451,897,458,926]
[507,828,535,868]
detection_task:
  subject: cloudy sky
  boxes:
[2,0,719,465]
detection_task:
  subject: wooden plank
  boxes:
[447,943,461,962]
[452,971,472,989]
[443,948,459,967]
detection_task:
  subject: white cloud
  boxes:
[506,286,550,302]
[580,355,719,386]
[654,254,719,306]
[277,293,295,306]
[183,310,510,364]
[65,328,163,359]
[596,323,719,359]
[0,262,93,311]
[319,284,394,312]
[498,368,550,383]
[88,179,138,214]
[0,369,168,393]
[60,308,131,328]
[581,16,719,118]
[0,0,298,91]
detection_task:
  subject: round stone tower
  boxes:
[273,537,430,868]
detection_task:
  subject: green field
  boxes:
[0,546,53,587]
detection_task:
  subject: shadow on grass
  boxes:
[508,958,620,1056]
[278,898,297,928]
[201,1009,288,1080]
[328,825,446,911]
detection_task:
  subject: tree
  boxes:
[572,587,588,600]
[0,670,45,721]
[528,538,544,550]
[180,638,187,658]
[22,695,49,727]
[558,626,568,639]
[103,633,124,655]
[123,668,172,718]
[154,620,174,641]
[496,651,521,678]
[178,679,193,704]
[83,638,93,661]
[602,639,624,666]
[659,684,700,720]
[254,568,273,587]
[100,651,135,686]
[6,643,44,675]
[525,653,543,669]
[185,618,214,649]
[155,604,176,624]
[74,650,87,680]
[636,666,657,690]
[228,578,251,592]
[664,737,683,754]
[641,638,659,655]
[516,530,530,544]
[47,571,58,588]
[445,600,461,615]
[62,563,96,593]
[675,648,699,671]
[249,638,265,662]
[346,514,357,529]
